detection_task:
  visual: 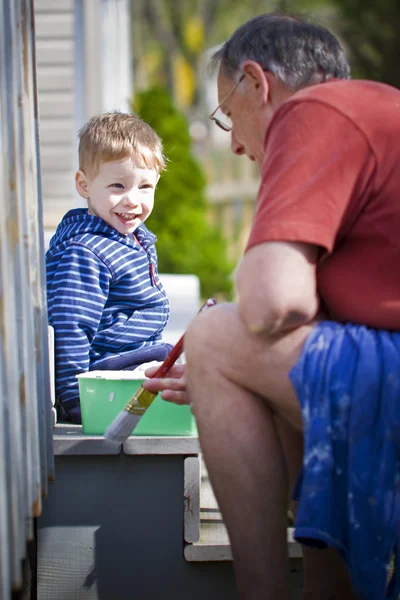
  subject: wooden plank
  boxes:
[53,436,122,456]
[184,540,232,562]
[184,456,200,543]
[184,528,303,562]
[123,436,201,456]
[52,424,201,456]
[53,425,122,455]
[47,326,55,409]
[0,357,11,596]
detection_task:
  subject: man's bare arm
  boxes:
[236,241,319,336]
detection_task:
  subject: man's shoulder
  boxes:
[268,78,400,146]
[286,79,400,114]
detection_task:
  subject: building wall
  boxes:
[34,0,132,234]
[35,0,76,229]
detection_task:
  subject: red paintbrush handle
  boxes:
[150,298,217,380]
[152,335,184,378]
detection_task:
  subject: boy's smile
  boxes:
[75,158,159,235]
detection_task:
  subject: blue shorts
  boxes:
[290,321,400,599]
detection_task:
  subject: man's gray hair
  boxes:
[211,14,350,90]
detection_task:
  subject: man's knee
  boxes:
[185,302,240,358]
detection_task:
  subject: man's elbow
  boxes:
[239,294,319,336]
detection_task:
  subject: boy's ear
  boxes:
[75,170,89,199]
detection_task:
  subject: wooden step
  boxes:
[185,457,303,562]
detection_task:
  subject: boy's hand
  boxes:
[142,364,188,405]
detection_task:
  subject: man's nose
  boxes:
[231,130,245,156]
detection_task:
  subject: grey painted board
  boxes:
[123,436,201,456]
[185,527,303,561]
[37,454,237,600]
[52,430,122,455]
[53,424,201,456]
[184,457,200,543]
[53,436,122,455]
[53,423,121,455]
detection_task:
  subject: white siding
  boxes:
[35,0,133,232]
[35,0,76,229]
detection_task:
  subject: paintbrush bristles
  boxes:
[103,409,142,444]
[104,386,157,443]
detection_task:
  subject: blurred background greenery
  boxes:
[130,0,399,299]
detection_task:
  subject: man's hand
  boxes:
[142,363,188,405]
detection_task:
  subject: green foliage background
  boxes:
[134,87,234,299]
[333,0,400,87]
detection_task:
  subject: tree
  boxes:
[134,87,234,299]
[132,0,324,112]
[332,0,400,86]
[132,0,242,112]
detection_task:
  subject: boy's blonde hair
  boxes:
[78,112,166,176]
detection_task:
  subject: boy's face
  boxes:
[75,158,159,235]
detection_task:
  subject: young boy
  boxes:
[46,112,171,424]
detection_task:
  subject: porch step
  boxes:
[184,457,303,562]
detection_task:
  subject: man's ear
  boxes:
[75,170,89,199]
[242,60,270,104]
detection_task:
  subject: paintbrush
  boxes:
[104,298,217,444]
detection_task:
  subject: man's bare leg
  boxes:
[274,419,358,599]
[196,375,289,598]
[301,547,359,600]
[185,303,307,598]
[184,303,357,599]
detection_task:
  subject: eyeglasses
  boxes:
[208,74,245,132]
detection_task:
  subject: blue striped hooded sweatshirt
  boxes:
[46,208,170,418]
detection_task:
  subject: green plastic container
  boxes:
[77,370,197,437]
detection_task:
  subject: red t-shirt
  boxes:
[246,79,400,330]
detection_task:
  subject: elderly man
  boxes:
[144,14,400,600]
